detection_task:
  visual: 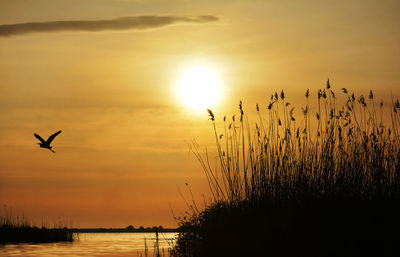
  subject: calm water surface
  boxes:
[0,232,177,257]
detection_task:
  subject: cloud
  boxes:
[0,15,218,37]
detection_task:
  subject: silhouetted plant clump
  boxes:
[171,81,400,257]
[0,214,74,244]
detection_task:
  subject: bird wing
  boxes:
[34,133,46,144]
[47,130,62,143]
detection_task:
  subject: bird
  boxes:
[34,130,62,153]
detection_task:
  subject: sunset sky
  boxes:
[0,0,399,228]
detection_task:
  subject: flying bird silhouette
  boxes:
[34,130,62,153]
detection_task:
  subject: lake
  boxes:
[0,232,178,257]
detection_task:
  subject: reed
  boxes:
[0,211,74,244]
[172,81,400,257]
[139,229,174,257]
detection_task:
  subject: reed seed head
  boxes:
[358,95,366,107]
[207,109,215,121]
[322,89,327,99]
[395,99,400,109]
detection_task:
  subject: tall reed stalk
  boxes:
[192,83,400,204]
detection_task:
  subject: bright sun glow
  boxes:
[176,63,223,111]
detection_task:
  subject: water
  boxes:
[0,232,177,257]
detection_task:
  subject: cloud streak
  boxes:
[0,15,218,37]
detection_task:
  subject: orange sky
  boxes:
[0,0,399,228]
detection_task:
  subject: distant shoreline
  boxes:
[70,228,178,233]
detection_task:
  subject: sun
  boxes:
[176,63,223,111]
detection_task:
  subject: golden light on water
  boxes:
[176,62,223,111]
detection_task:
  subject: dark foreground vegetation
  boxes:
[171,81,400,257]
[0,216,73,244]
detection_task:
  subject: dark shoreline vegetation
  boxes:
[70,226,178,233]
[171,82,400,257]
[0,216,73,244]
[0,216,177,244]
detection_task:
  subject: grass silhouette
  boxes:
[139,228,175,257]
[171,81,400,257]
[0,212,74,244]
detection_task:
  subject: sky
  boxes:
[0,0,399,228]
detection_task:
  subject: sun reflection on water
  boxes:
[0,233,177,257]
